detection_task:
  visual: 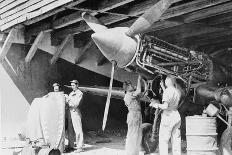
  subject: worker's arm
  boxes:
[133,75,142,97]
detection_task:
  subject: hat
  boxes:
[53,83,60,87]
[70,80,79,85]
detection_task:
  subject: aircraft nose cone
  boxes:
[91,27,139,68]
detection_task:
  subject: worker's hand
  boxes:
[160,80,165,90]
[149,99,159,108]
[149,102,159,109]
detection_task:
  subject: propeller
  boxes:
[126,0,175,37]
[82,12,108,32]
[102,60,116,130]
[81,0,175,131]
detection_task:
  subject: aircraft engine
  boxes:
[126,34,232,86]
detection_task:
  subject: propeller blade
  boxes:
[102,61,116,131]
[126,0,174,37]
[82,12,108,32]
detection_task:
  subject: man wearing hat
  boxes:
[66,80,84,152]
[43,83,61,98]
[53,83,60,92]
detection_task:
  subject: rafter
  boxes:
[0,28,18,62]
[210,49,227,57]
[52,0,231,39]
[50,34,72,64]
[25,31,45,62]
[26,0,137,37]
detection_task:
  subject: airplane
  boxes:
[66,0,232,153]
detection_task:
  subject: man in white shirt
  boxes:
[67,80,84,152]
[150,75,181,155]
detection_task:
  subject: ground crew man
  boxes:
[67,80,84,152]
[150,75,181,155]
[53,83,60,92]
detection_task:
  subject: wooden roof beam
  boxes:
[52,0,231,40]
[210,49,227,57]
[26,0,137,38]
[0,28,19,62]
[50,34,72,64]
[25,31,45,62]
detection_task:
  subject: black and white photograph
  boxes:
[1,0,232,155]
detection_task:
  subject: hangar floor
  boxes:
[1,129,189,155]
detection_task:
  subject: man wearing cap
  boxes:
[43,83,61,98]
[66,80,84,152]
[150,75,182,155]
[53,83,60,92]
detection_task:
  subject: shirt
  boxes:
[68,89,83,110]
[162,86,181,111]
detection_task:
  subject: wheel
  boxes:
[220,127,232,155]
[141,123,159,154]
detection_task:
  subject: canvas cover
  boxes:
[25,92,65,149]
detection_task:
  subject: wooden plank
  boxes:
[183,30,232,47]
[24,0,86,25]
[1,0,85,31]
[210,49,226,57]
[0,33,7,42]
[161,0,231,20]
[53,0,231,39]
[50,34,72,64]
[0,0,28,15]
[26,0,73,20]
[25,31,44,62]
[0,28,18,62]
[0,0,56,26]
[184,2,232,23]
[0,0,15,9]
[0,0,73,31]
[26,0,133,36]
[1,0,42,19]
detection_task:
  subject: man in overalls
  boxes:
[150,75,181,155]
[66,80,84,153]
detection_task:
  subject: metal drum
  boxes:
[186,116,218,155]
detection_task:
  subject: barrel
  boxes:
[186,115,218,155]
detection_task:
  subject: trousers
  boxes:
[159,110,181,155]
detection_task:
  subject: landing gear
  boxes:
[141,123,159,154]
[141,109,161,154]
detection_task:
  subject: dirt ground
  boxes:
[63,129,188,155]
[1,129,188,155]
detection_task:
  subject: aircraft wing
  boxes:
[79,86,151,103]
[79,86,125,100]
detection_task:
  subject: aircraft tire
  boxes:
[141,123,159,154]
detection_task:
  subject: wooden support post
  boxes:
[50,34,72,64]
[25,31,45,62]
[0,28,18,62]
[74,40,93,64]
